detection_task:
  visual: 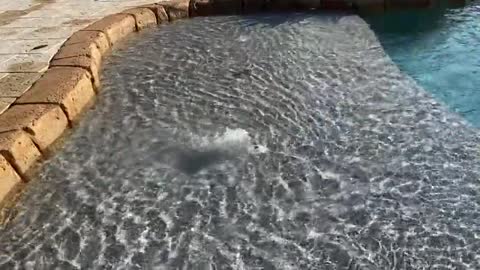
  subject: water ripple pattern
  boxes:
[1,13,480,270]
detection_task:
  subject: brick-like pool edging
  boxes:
[0,0,471,216]
[0,0,189,215]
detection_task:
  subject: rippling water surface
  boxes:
[367,2,480,126]
[1,13,480,270]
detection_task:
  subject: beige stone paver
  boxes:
[0,54,51,73]
[0,0,161,113]
[0,39,64,54]
[0,98,16,114]
[0,154,22,203]
[0,73,41,98]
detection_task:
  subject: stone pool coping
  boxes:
[0,0,471,217]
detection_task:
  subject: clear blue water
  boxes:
[366,3,480,126]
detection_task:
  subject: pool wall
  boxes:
[192,0,472,14]
[0,0,471,218]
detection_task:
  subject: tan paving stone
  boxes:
[0,54,51,73]
[0,154,22,204]
[0,56,14,67]
[50,56,101,90]
[27,26,84,40]
[0,73,8,81]
[0,130,42,176]
[53,42,103,69]
[162,0,190,20]
[0,98,15,114]
[0,104,68,151]
[0,73,41,98]
[18,8,101,19]
[83,13,137,45]
[0,17,75,28]
[142,4,169,23]
[15,67,95,122]
[0,0,44,12]
[0,28,28,39]
[121,8,158,30]
[64,30,110,55]
[1,27,69,40]
[0,39,64,54]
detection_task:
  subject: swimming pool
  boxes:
[366,2,480,126]
[1,12,480,269]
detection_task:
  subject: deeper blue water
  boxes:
[366,3,480,126]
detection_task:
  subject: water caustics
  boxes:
[1,13,480,270]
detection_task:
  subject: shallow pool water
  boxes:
[1,13,480,270]
[366,2,480,126]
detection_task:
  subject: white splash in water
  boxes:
[194,128,268,155]
[237,35,249,42]
[249,144,268,154]
[209,128,251,151]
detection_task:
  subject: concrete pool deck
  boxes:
[0,0,473,215]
